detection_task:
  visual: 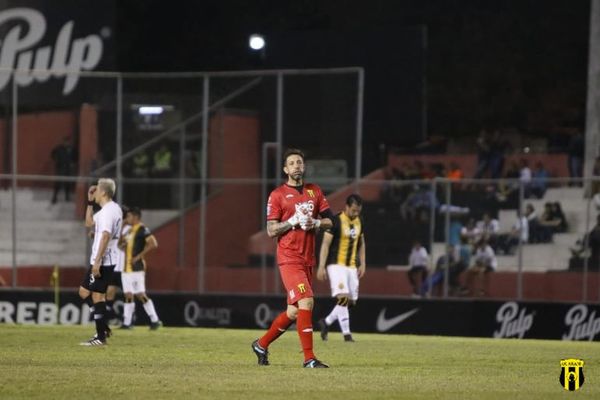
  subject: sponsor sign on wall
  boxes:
[1,290,600,341]
[0,0,114,106]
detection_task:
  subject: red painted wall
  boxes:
[13,111,77,175]
[143,111,261,290]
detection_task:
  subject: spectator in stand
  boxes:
[530,161,549,199]
[461,218,482,245]
[474,129,492,179]
[408,241,429,298]
[497,210,529,255]
[593,157,600,210]
[551,202,568,233]
[447,162,464,181]
[495,161,520,204]
[51,136,77,204]
[524,203,545,243]
[476,213,500,251]
[519,159,532,198]
[464,239,497,296]
[568,130,584,186]
[586,215,600,270]
[489,130,510,179]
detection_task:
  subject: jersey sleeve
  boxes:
[96,211,112,235]
[317,188,330,214]
[266,192,283,221]
[325,214,338,234]
[141,226,152,239]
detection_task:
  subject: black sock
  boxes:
[106,300,114,319]
[94,301,107,341]
[84,296,94,313]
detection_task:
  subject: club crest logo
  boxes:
[559,359,584,391]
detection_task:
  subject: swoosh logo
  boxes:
[376,308,419,332]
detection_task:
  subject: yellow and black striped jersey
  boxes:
[125,223,151,272]
[325,212,364,268]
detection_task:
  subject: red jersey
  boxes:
[267,183,330,266]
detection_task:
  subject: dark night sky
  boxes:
[114,0,591,157]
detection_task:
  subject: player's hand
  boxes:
[88,185,97,201]
[358,265,366,279]
[132,255,142,264]
[92,261,101,277]
[287,211,302,227]
[299,214,312,230]
[316,267,327,281]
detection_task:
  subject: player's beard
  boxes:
[289,171,303,185]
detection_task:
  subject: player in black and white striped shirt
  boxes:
[78,178,122,346]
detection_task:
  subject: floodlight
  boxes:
[249,34,265,50]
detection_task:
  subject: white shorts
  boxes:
[327,264,359,300]
[121,271,146,294]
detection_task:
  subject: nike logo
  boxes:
[285,194,294,198]
[376,308,419,332]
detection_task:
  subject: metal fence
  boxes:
[0,68,598,303]
[0,67,363,292]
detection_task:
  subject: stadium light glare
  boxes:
[138,106,164,115]
[249,34,266,51]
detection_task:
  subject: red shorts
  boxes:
[279,263,314,305]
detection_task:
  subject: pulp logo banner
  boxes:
[562,304,600,341]
[0,1,114,104]
[493,302,534,339]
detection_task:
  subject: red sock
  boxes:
[296,309,316,362]
[258,312,293,349]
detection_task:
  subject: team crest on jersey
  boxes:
[297,283,306,293]
[307,189,315,198]
[338,282,345,290]
[344,226,359,239]
[295,201,315,216]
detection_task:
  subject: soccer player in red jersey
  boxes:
[252,148,334,368]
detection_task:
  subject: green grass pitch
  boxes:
[1,324,599,399]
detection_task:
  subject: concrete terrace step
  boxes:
[0,250,87,267]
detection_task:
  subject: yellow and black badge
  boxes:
[559,359,585,391]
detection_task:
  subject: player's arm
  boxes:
[92,231,111,276]
[267,219,296,238]
[311,208,334,231]
[133,235,158,263]
[317,231,334,281]
[358,235,366,279]
[84,185,97,228]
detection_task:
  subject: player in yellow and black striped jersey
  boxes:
[317,194,366,342]
[119,207,161,330]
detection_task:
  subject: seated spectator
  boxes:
[408,241,429,298]
[464,239,497,296]
[435,242,469,296]
[461,218,482,245]
[524,203,549,243]
[551,202,568,233]
[539,201,568,234]
[497,210,529,255]
[592,157,600,210]
[570,215,600,271]
[530,162,549,199]
[476,212,500,250]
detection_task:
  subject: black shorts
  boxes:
[81,265,115,294]
[109,271,122,288]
